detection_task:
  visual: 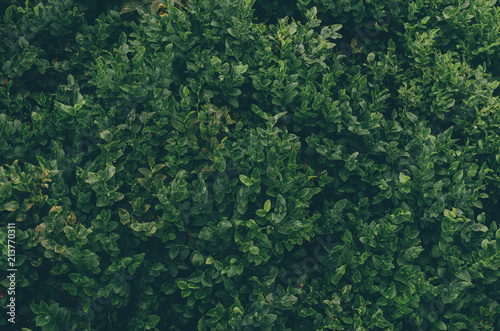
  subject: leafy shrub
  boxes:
[1,0,499,330]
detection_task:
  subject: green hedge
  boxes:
[1,0,499,330]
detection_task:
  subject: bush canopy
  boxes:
[1,0,499,330]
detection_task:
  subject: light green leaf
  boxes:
[103,165,115,180]
[264,199,271,212]
[183,86,190,97]
[405,112,418,123]
[276,194,286,213]
[227,266,239,277]
[120,84,134,94]
[444,208,456,219]
[383,282,396,299]
[198,227,214,241]
[471,223,488,232]
[331,265,346,285]
[36,314,52,327]
[218,221,232,233]
[136,87,148,98]
[138,168,152,179]
[4,200,19,211]
[433,320,447,330]
[399,172,411,184]
[234,64,248,75]
[19,36,29,49]
[281,295,298,306]
[68,273,81,283]
[96,196,110,207]
[455,270,471,282]
[256,209,266,217]
[453,170,464,183]
[239,174,252,186]
[58,103,75,116]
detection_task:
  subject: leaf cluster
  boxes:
[1,0,500,330]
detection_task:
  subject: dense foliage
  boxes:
[1,0,500,330]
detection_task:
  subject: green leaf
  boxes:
[453,170,463,183]
[251,167,261,181]
[195,289,207,299]
[171,114,185,132]
[383,282,397,299]
[120,1,141,14]
[472,200,483,209]
[103,165,115,180]
[199,227,214,241]
[136,87,148,98]
[120,84,134,94]
[198,316,207,331]
[108,263,120,272]
[119,208,130,225]
[334,199,347,211]
[263,314,277,324]
[255,209,265,217]
[345,152,359,171]
[192,253,205,265]
[234,64,248,75]
[331,265,346,285]
[58,103,75,116]
[96,196,110,207]
[41,239,56,250]
[152,164,166,173]
[399,172,411,184]
[470,223,488,232]
[85,172,99,184]
[242,314,253,326]
[4,200,19,211]
[68,273,81,283]
[281,295,298,306]
[197,180,207,196]
[239,174,253,186]
[455,270,471,282]
[444,208,456,219]
[19,36,29,49]
[264,199,271,212]
[433,320,447,330]
[405,112,418,123]
[177,280,188,290]
[251,104,268,120]
[138,168,152,179]
[0,181,12,198]
[119,257,133,267]
[218,221,232,233]
[227,266,239,277]
[169,246,180,259]
[100,130,113,141]
[441,288,452,304]
[352,271,362,283]
[201,277,213,287]
[276,194,286,213]
[36,314,52,326]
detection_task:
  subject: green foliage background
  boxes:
[1,0,500,330]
